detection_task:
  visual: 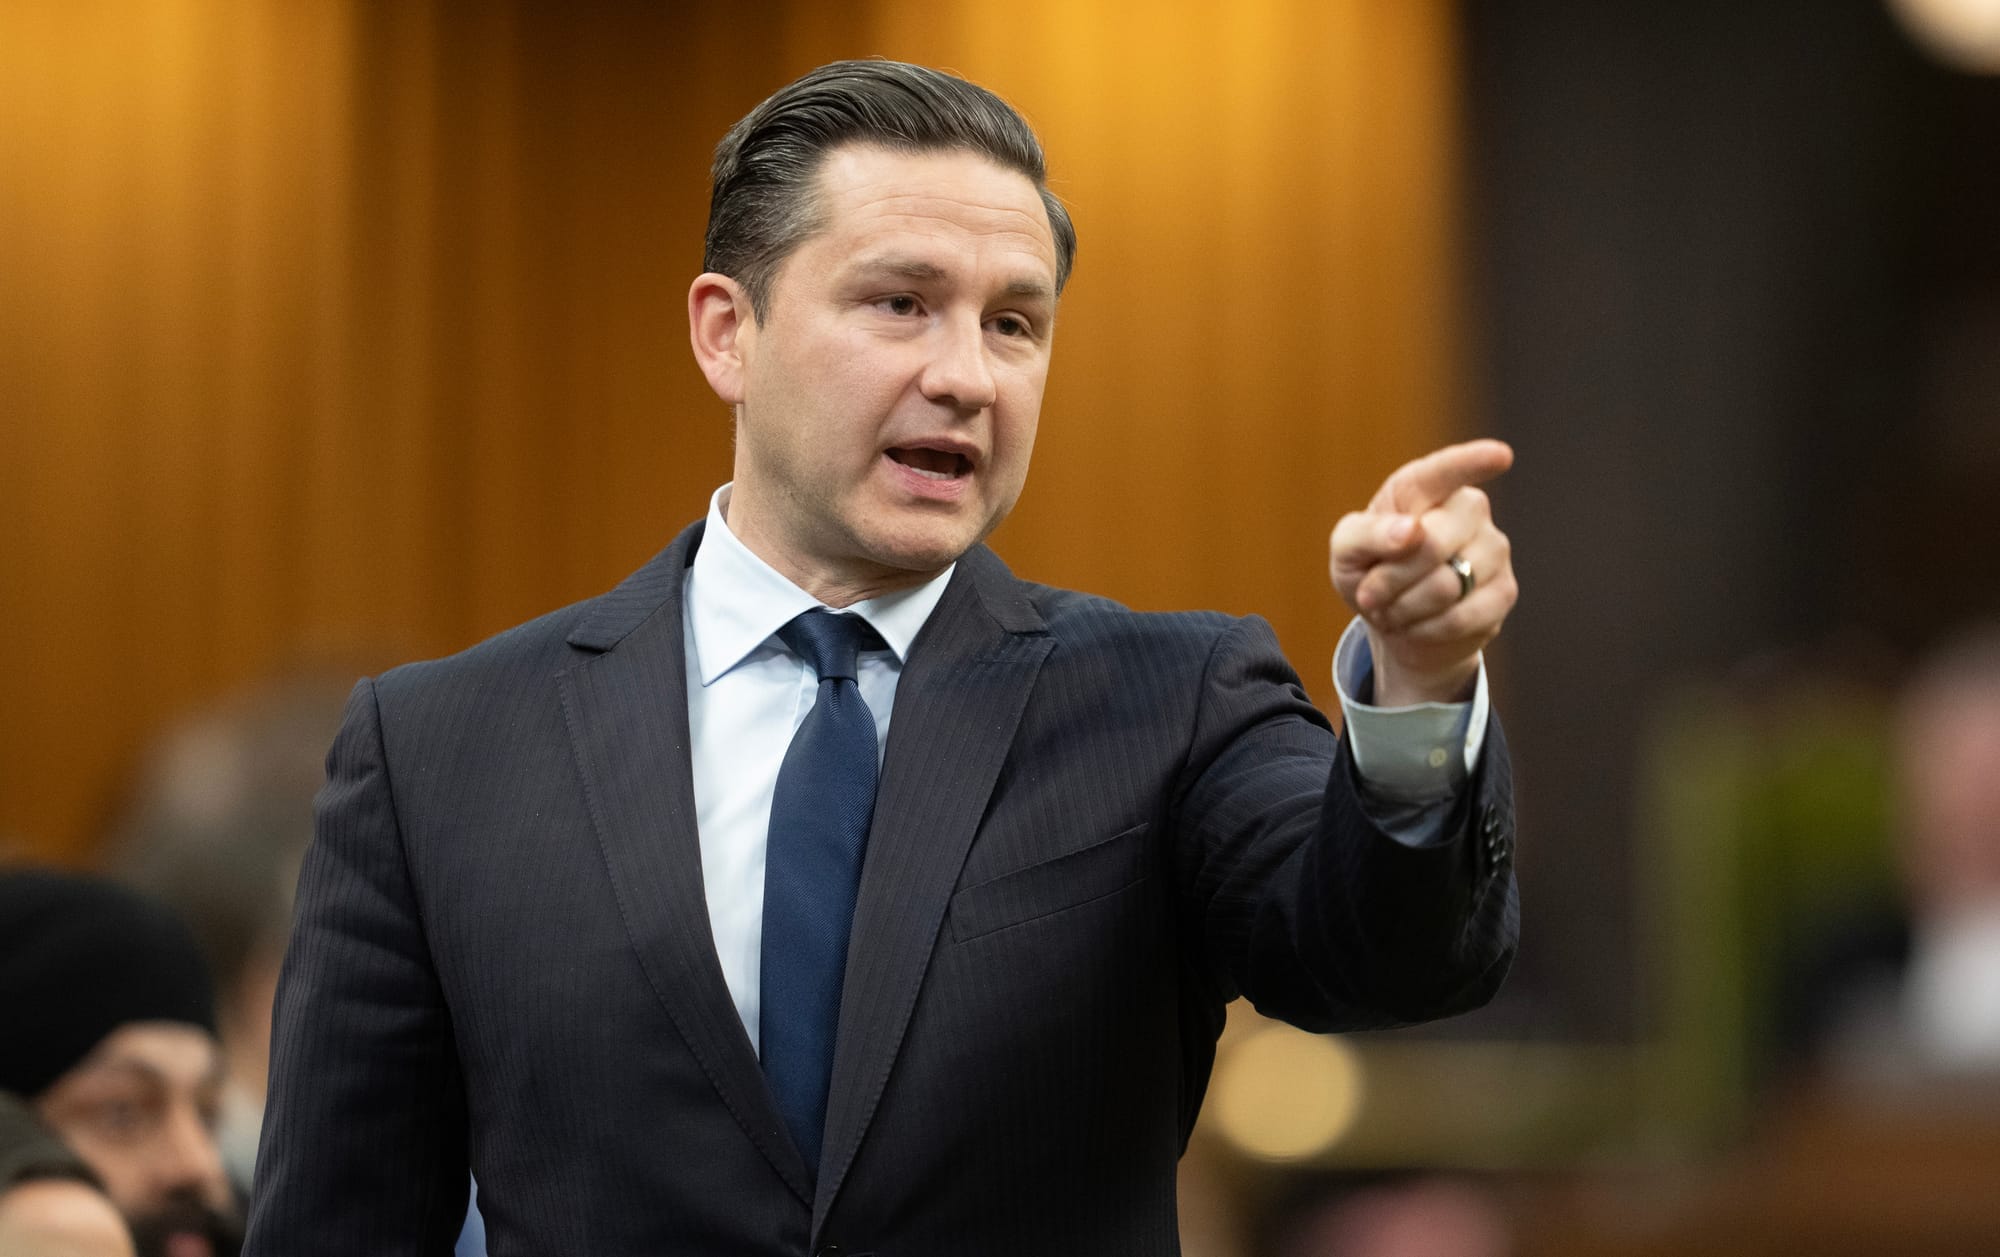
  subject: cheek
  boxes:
[994,379,1044,470]
[61,1134,149,1201]
[999,421,1038,483]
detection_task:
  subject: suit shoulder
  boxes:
[370,530,695,708]
[1001,581,1306,701]
[370,596,598,709]
[1015,579,1260,652]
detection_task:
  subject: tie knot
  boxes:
[777,609,881,682]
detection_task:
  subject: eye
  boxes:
[990,315,1030,338]
[84,1095,158,1141]
[877,294,921,316]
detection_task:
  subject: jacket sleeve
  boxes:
[1170,615,1518,1032]
[242,677,469,1256]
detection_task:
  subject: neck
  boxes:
[786,564,935,609]
[720,496,942,608]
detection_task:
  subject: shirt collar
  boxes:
[685,483,955,687]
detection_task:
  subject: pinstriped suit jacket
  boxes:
[244,520,1517,1257]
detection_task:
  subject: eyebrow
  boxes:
[88,1053,225,1092]
[71,1058,168,1094]
[850,257,1055,305]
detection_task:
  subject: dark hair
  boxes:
[704,59,1078,319]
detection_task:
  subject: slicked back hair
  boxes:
[704,59,1077,321]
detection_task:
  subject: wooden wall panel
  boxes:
[0,0,1462,862]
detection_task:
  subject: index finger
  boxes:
[1377,439,1515,513]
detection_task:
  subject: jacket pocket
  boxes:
[948,821,1150,944]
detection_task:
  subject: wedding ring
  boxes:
[1448,554,1475,601]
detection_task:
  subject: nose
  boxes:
[918,315,996,412]
[151,1102,230,1209]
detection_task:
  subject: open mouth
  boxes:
[886,447,973,481]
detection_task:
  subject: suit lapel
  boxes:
[557,521,812,1203]
[814,546,1052,1224]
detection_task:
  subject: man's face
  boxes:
[1900,692,2000,915]
[718,143,1059,599]
[36,1022,241,1257]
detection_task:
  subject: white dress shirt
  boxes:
[682,484,1489,1048]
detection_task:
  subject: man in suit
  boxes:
[245,60,1520,1256]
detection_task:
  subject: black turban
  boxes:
[0,867,218,1098]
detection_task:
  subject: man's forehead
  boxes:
[68,1023,221,1088]
[809,144,1057,271]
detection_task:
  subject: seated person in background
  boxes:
[0,868,242,1257]
[105,676,352,1193]
[100,679,490,1256]
[0,1092,134,1257]
[1891,626,2000,1069]
[1784,625,2000,1079]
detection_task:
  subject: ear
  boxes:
[688,272,755,406]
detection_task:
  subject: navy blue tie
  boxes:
[760,608,882,1173]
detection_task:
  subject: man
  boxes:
[1785,624,2000,1077]
[0,868,242,1257]
[247,60,1519,1255]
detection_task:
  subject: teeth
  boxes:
[908,464,951,481]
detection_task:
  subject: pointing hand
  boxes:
[1328,439,1518,707]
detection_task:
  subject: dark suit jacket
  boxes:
[244,522,1517,1257]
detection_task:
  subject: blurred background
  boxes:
[4,0,1999,1253]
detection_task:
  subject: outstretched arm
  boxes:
[1173,614,1516,1032]
[1176,441,1522,1029]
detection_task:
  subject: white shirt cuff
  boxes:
[1331,619,1489,806]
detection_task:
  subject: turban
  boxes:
[0,867,217,1098]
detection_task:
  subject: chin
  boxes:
[126,1196,244,1257]
[854,514,989,576]
[868,539,973,578]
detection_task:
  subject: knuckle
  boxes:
[1332,512,1378,550]
[1443,485,1485,516]
[1411,614,1453,646]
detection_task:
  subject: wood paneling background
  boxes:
[0,0,1462,862]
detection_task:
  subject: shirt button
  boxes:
[1427,747,1448,769]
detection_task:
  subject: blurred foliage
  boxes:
[1641,675,1894,1141]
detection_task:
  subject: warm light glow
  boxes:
[0,0,1463,862]
[1889,0,2000,72]
[1209,1026,1364,1162]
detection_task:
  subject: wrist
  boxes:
[1367,639,1479,707]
